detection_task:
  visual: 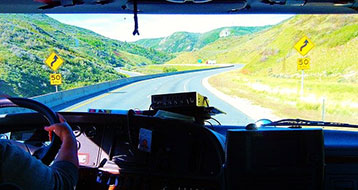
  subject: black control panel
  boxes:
[226,128,324,190]
[75,112,226,190]
[151,92,208,110]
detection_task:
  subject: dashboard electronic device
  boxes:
[226,128,324,190]
[151,92,209,110]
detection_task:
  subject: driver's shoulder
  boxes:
[0,139,22,153]
[0,139,35,165]
[0,139,10,145]
[0,139,12,153]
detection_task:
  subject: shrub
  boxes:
[163,67,178,73]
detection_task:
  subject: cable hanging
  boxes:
[132,0,140,36]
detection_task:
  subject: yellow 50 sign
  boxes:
[50,74,62,85]
[297,58,310,71]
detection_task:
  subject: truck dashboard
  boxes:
[2,107,358,190]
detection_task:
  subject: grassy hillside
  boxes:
[135,32,200,53]
[0,14,172,97]
[194,26,271,50]
[207,15,358,124]
[174,15,358,73]
[134,26,270,53]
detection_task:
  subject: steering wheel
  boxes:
[0,97,62,165]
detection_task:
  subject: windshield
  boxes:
[1,14,357,126]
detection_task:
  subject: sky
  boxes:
[48,14,294,42]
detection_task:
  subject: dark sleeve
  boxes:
[50,161,79,190]
[0,140,78,190]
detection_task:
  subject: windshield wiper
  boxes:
[262,118,358,129]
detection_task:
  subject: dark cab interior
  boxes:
[1,0,358,189]
[2,94,358,190]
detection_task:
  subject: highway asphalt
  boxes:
[62,65,254,126]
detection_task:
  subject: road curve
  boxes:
[62,65,254,126]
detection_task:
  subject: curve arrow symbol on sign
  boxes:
[51,55,58,67]
[300,40,309,51]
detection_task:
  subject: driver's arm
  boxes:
[0,115,79,190]
[44,115,79,168]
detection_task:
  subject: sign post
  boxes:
[322,97,326,122]
[294,36,314,96]
[301,70,304,96]
[45,52,64,92]
[297,58,310,95]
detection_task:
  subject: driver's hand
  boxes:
[44,114,79,168]
[44,114,75,143]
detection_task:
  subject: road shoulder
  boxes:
[202,73,280,122]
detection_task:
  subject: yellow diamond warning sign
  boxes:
[45,52,64,71]
[50,74,62,85]
[294,36,315,56]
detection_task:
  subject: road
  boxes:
[62,65,254,126]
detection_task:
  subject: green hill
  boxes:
[170,15,358,76]
[228,14,358,77]
[134,26,270,53]
[0,14,172,97]
[135,32,200,53]
[205,15,358,123]
[194,26,271,50]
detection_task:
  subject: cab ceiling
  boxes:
[0,0,356,14]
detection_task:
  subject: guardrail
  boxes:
[1,65,234,114]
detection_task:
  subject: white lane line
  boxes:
[183,79,190,92]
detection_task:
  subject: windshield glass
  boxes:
[1,14,357,126]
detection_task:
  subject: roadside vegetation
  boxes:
[0,14,172,97]
[0,14,266,97]
[207,15,358,124]
[209,74,358,124]
[132,64,221,74]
